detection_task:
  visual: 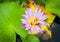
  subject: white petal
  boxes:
[21,19,27,24]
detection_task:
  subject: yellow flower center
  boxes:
[28,17,39,27]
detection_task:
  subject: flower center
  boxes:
[28,17,39,27]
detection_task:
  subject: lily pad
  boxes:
[45,0,60,17]
[22,35,40,42]
[0,2,28,42]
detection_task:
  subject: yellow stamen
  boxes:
[28,17,39,27]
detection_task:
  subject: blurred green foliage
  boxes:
[45,0,60,17]
[36,0,46,5]
[22,35,40,42]
[0,0,17,3]
[0,2,28,42]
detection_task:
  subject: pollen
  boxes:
[28,17,39,27]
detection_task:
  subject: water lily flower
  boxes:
[21,7,47,34]
[20,0,56,39]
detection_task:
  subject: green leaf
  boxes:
[13,6,28,38]
[22,35,40,42]
[0,25,16,42]
[45,0,60,17]
[0,2,28,42]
